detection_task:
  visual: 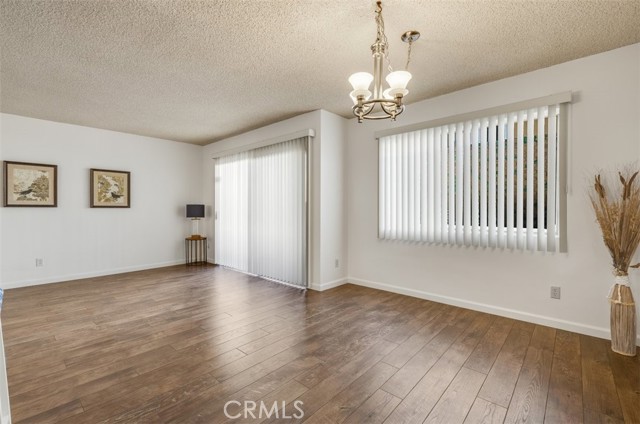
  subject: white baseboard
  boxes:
[309,278,348,292]
[347,276,639,345]
[1,259,185,290]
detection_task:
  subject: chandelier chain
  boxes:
[405,39,413,70]
[375,1,393,73]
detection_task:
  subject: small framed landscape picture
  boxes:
[90,168,130,208]
[3,161,58,207]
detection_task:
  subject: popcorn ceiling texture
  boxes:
[0,0,638,145]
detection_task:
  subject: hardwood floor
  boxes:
[1,265,638,423]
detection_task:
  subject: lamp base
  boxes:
[191,218,201,238]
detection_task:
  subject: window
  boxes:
[378,95,569,252]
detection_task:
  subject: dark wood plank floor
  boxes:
[1,265,638,423]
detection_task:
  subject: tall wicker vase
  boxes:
[609,276,637,356]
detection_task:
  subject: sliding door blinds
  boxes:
[215,137,308,287]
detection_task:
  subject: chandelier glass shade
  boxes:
[349,1,419,123]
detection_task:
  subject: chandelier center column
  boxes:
[371,43,385,100]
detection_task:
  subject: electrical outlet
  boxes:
[35,258,44,267]
[335,259,339,269]
[550,286,561,300]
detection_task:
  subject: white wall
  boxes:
[201,110,348,289]
[346,43,640,341]
[319,110,348,286]
[0,114,203,288]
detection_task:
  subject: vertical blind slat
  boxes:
[547,106,558,252]
[379,138,386,238]
[440,127,448,244]
[402,133,408,240]
[434,127,442,243]
[506,113,516,248]
[526,108,535,251]
[497,114,507,247]
[415,132,422,241]
[516,110,526,249]
[393,134,399,239]
[537,106,547,251]
[463,121,472,245]
[488,116,498,247]
[471,120,480,246]
[448,125,456,243]
[427,129,435,241]
[456,123,465,244]
[386,138,392,239]
[480,119,488,245]
[558,103,568,252]
[420,130,428,241]
[408,131,416,240]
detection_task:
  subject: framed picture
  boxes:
[3,161,58,207]
[90,168,130,208]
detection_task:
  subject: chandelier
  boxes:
[349,1,420,123]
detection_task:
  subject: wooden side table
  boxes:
[185,236,207,265]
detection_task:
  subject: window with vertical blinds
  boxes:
[378,96,569,252]
[215,137,308,287]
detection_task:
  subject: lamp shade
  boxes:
[348,72,374,91]
[386,70,412,92]
[186,204,205,218]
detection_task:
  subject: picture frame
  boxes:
[3,161,58,207]
[90,168,130,208]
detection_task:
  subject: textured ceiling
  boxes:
[1,1,639,145]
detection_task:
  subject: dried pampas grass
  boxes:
[590,166,640,356]
[590,168,640,276]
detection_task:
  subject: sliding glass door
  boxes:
[214,137,308,288]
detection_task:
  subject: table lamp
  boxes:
[186,204,205,238]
